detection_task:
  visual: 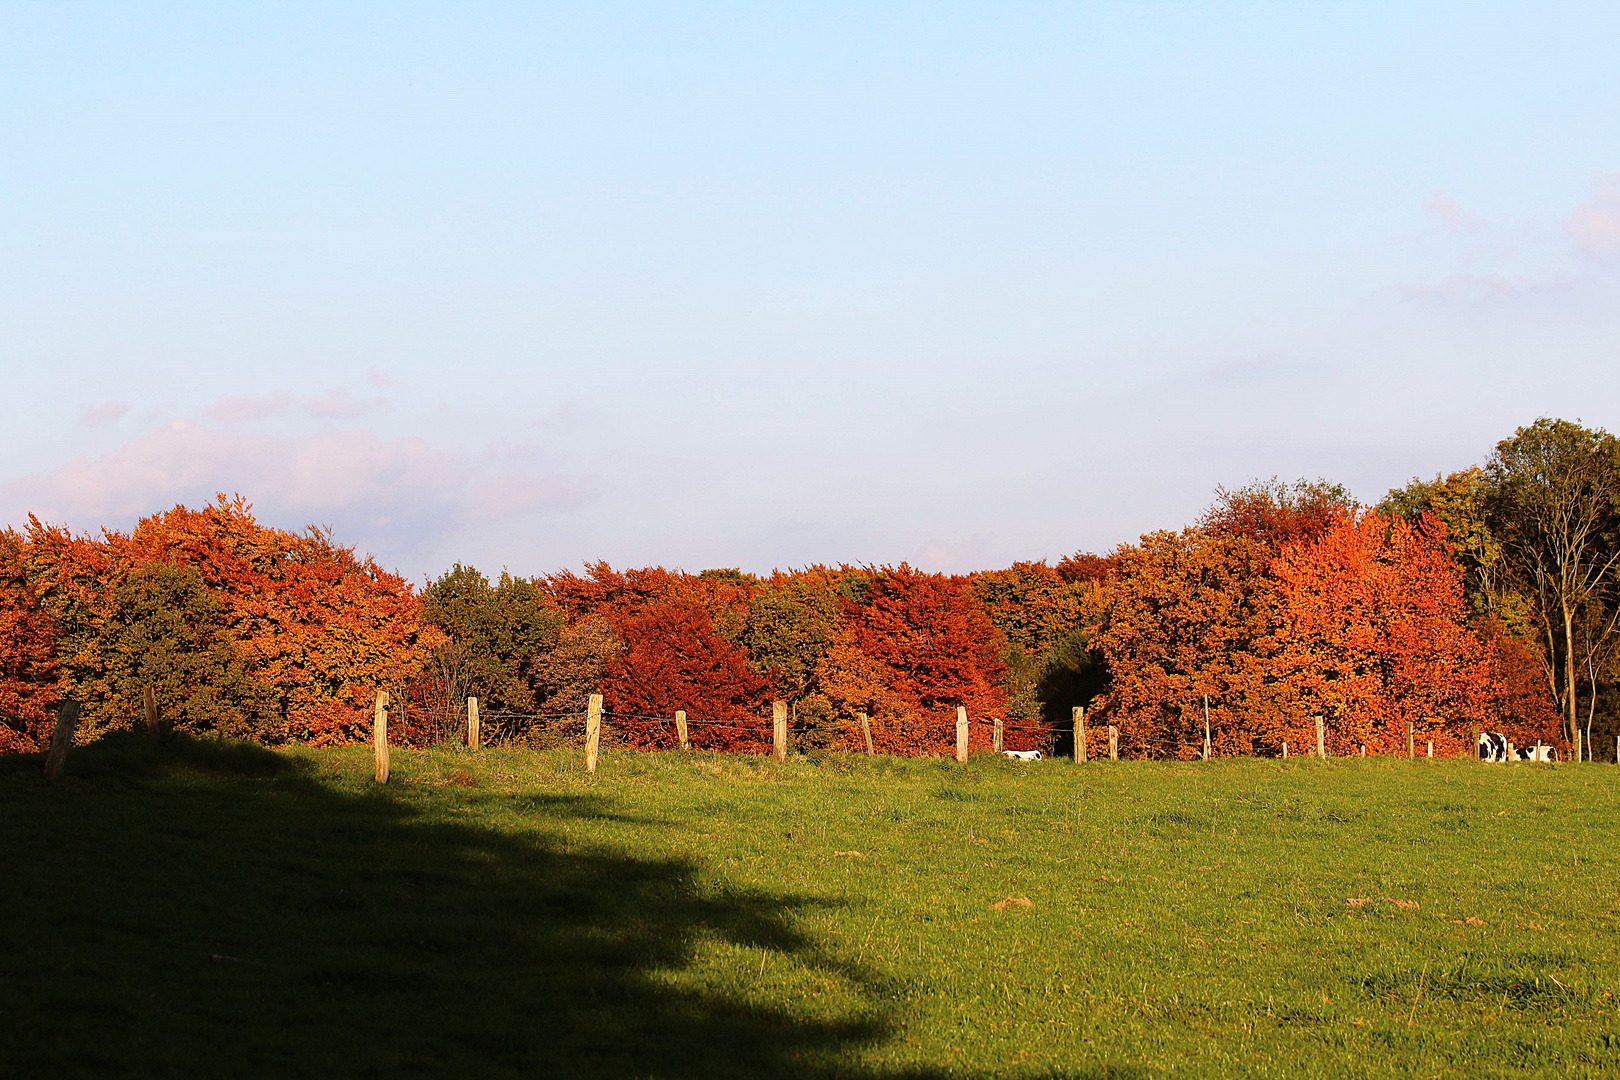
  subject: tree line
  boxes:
[3,418,1616,759]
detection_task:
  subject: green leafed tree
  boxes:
[422,564,562,713]
[97,562,282,741]
[1485,418,1620,747]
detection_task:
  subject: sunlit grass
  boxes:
[3,738,1617,1077]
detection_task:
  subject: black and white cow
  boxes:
[1002,749,1042,762]
[1478,732,1557,762]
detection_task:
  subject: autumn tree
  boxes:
[601,600,771,751]
[22,496,443,745]
[0,530,63,753]
[1200,477,1356,550]
[1486,419,1620,745]
[969,561,1106,748]
[1271,511,1494,754]
[1091,530,1287,758]
[819,565,1011,755]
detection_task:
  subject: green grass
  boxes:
[3,738,1619,1078]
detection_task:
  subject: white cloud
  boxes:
[2,421,597,565]
[1566,173,1620,256]
[1424,190,1487,234]
[79,401,130,426]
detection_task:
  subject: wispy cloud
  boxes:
[1566,173,1620,256]
[3,421,597,563]
[916,534,995,574]
[211,393,293,422]
[209,387,384,423]
[79,402,129,426]
[304,387,376,419]
[1424,190,1487,234]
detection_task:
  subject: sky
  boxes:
[4,2,1618,582]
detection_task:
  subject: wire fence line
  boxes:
[394,698,1025,756]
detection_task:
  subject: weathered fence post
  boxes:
[43,701,81,781]
[467,697,480,750]
[859,711,873,756]
[993,716,1003,754]
[1108,726,1118,761]
[1360,745,1366,758]
[585,694,602,774]
[1282,741,1288,759]
[142,686,159,736]
[374,691,390,783]
[773,700,787,763]
[1406,720,1415,760]
[1315,715,1326,760]
[955,706,968,764]
[1074,705,1086,763]
[1203,696,1212,761]
[1506,739,1516,762]
[1575,729,1583,763]
[675,710,689,751]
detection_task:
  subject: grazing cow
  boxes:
[1478,733,1558,762]
[1002,749,1042,762]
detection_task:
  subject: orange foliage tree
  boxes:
[1270,511,1495,755]
[21,496,443,745]
[1091,530,1288,758]
[0,530,65,753]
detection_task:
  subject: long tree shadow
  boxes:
[0,737,944,1079]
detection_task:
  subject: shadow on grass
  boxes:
[0,736,1140,1080]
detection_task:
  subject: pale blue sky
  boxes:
[4,3,1618,579]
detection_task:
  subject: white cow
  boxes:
[1002,749,1042,762]
[1478,732,1558,762]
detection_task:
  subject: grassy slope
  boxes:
[2,738,1617,1079]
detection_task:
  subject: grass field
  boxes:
[3,738,1618,1078]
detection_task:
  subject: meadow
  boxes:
[2,739,1617,1078]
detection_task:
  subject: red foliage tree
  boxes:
[600,599,772,752]
[820,565,1010,755]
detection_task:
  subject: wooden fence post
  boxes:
[1315,715,1325,760]
[1506,739,1515,762]
[43,701,81,781]
[955,706,968,764]
[993,716,1003,754]
[1426,740,1433,759]
[142,686,159,736]
[1108,726,1118,761]
[1074,706,1086,763]
[676,710,689,751]
[1360,745,1366,757]
[773,700,788,763]
[467,697,480,751]
[374,691,390,784]
[1575,729,1583,763]
[1203,695,1211,760]
[1406,720,1415,760]
[859,712,874,756]
[1282,741,1288,759]
[585,694,602,773]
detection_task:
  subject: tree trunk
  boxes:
[1563,601,1579,745]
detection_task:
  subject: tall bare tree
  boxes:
[1487,419,1620,745]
